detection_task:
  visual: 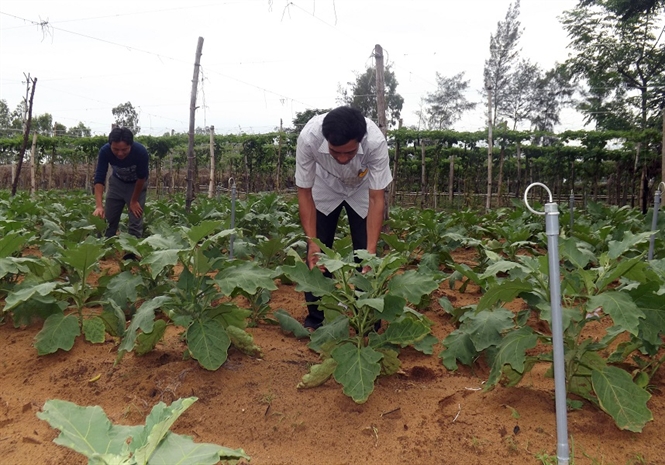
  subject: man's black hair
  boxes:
[322,106,367,146]
[109,127,134,145]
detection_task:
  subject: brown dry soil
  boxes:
[1,250,665,465]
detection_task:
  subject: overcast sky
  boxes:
[0,0,584,136]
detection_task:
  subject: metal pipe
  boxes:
[648,182,665,261]
[569,190,574,233]
[525,183,569,465]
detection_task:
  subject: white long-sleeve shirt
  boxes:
[295,114,393,218]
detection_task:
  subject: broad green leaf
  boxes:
[378,349,401,375]
[37,399,142,457]
[141,233,187,250]
[588,292,643,336]
[332,342,383,404]
[479,260,524,280]
[215,260,277,295]
[0,232,27,258]
[149,432,250,465]
[380,294,407,322]
[10,295,66,327]
[439,330,476,371]
[104,271,142,307]
[34,313,80,355]
[4,281,58,312]
[119,296,171,353]
[186,220,222,245]
[59,242,105,277]
[278,262,336,296]
[486,327,539,387]
[476,280,533,312]
[413,334,438,355]
[629,287,665,348]
[142,250,182,279]
[83,317,106,344]
[607,231,652,260]
[462,308,515,351]
[133,397,197,463]
[99,301,127,338]
[388,270,440,305]
[226,325,262,357]
[596,256,643,292]
[274,309,311,339]
[187,318,231,370]
[560,236,594,269]
[308,316,350,354]
[135,320,167,356]
[591,366,653,432]
[208,303,251,330]
[383,318,430,347]
[297,358,338,388]
[357,297,384,312]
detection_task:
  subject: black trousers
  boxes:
[304,201,367,329]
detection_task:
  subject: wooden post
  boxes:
[276,118,283,192]
[30,132,37,197]
[390,118,402,205]
[485,84,493,212]
[420,140,427,208]
[186,36,204,213]
[208,125,215,198]
[448,145,455,206]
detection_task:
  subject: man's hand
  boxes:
[306,242,321,270]
[93,207,105,219]
[129,201,143,218]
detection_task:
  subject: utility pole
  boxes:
[661,106,665,184]
[12,74,37,196]
[186,36,204,213]
[208,125,215,198]
[485,84,493,212]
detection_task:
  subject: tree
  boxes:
[337,65,404,128]
[33,113,53,136]
[112,101,140,134]
[500,59,541,129]
[528,64,576,135]
[0,99,13,138]
[417,72,477,130]
[578,0,665,20]
[562,4,665,130]
[66,122,92,138]
[53,122,67,136]
[290,108,332,134]
[483,0,523,126]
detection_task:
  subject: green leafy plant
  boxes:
[37,396,249,465]
[279,246,443,403]
[440,231,661,431]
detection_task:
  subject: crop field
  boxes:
[1,189,665,465]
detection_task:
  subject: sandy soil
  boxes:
[1,251,664,465]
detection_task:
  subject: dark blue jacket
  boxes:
[94,142,149,184]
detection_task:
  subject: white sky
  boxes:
[0,0,585,136]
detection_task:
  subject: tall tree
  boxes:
[417,72,477,130]
[112,101,141,134]
[562,3,665,130]
[528,64,576,135]
[483,0,523,126]
[500,59,541,129]
[337,65,404,128]
[33,113,53,136]
[290,108,332,134]
[578,0,665,20]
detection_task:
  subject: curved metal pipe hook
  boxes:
[524,182,554,216]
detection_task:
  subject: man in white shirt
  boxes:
[295,106,393,329]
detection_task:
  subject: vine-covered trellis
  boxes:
[0,127,662,210]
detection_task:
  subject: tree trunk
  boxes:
[276,119,283,193]
[485,85,493,212]
[12,76,37,196]
[497,145,505,206]
[448,151,454,206]
[420,141,427,209]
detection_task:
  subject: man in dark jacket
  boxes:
[93,127,149,239]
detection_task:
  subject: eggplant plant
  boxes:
[38,397,249,465]
[440,230,661,432]
[279,246,443,403]
[115,221,264,370]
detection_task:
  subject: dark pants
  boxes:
[104,175,147,239]
[304,201,367,329]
